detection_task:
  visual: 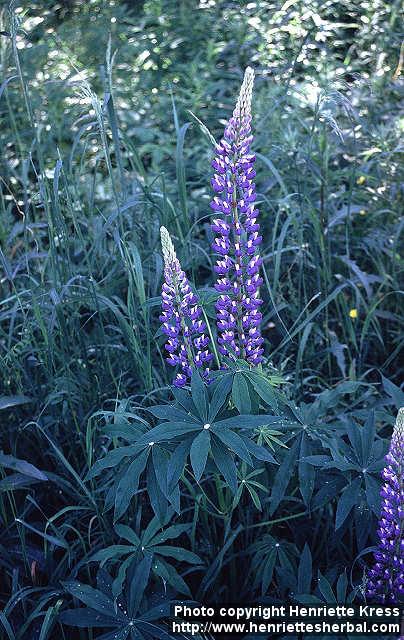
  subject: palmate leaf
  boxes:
[297,543,312,595]
[191,369,208,421]
[96,629,130,640]
[90,380,283,522]
[208,374,233,422]
[261,549,277,594]
[59,554,172,638]
[153,546,201,564]
[381,374,404,410]
[62,581,128,622]
[190,429,210,481]
[211,438,237,494]
[64,559,182,635]
[269,439,300,515]
[147,523,191,546]
[89,518,200,600]
[140,392,280,504]
[335,476,362,530]
[243,437,277,463]
[131,555,153,616]
[364,473,381,516]
[114,448,150,521]
[246,371,283,412]
[153,557,191,596]
[91,545,136,565]
[233,465,268,510]
[152,445,170,497]
[136,421,202,446]
[250,535,297,596]
[59,608,119,628]
[232,373,251,414]
[298,432,315,505]
[215,414,284,430]
[212,428,252,465]
[86,445,145,481]
[170,387,198,414]
[167,437,193,494]
[147,406,192,422]
[296,569,357,606]
[147,461,168,524]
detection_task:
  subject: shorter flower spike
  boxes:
[160,227,213,387]
[366,407,404,603]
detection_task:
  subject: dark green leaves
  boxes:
[62,581,128,622]
[89,517,201,599]
[335,476,362,530]
[211,439,237,494]
[114,448,149,521]
[248,371,280,412]
[270,439,300,515]
[190,429,210,481]
[297,544,312,595]
[60,561,174,636]
[208,374,233,422]
[232,373,251,414]
[190,371,207,419]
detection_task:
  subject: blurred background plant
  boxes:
[0,0,402,637]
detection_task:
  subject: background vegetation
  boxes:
[0,0,402,638]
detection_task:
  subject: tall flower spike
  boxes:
[160,227,213,387]
[210,67,264,365]
[366,407,404,603]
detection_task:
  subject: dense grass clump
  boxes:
[0,1,403,638]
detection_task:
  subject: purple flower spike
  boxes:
[160,226,213,387]
[210,67,264,365]
[366,407,404,603]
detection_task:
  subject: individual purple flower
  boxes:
[366,407,404,603]
[210,67,264,366]
[160,226,213,387]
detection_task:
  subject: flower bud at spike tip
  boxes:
[160,226,177,266]
[366,407,404,603]
[233,67,254,119]
[159,227,213,387]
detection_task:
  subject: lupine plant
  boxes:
[366,408,404,603]
[210,67,264,366]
